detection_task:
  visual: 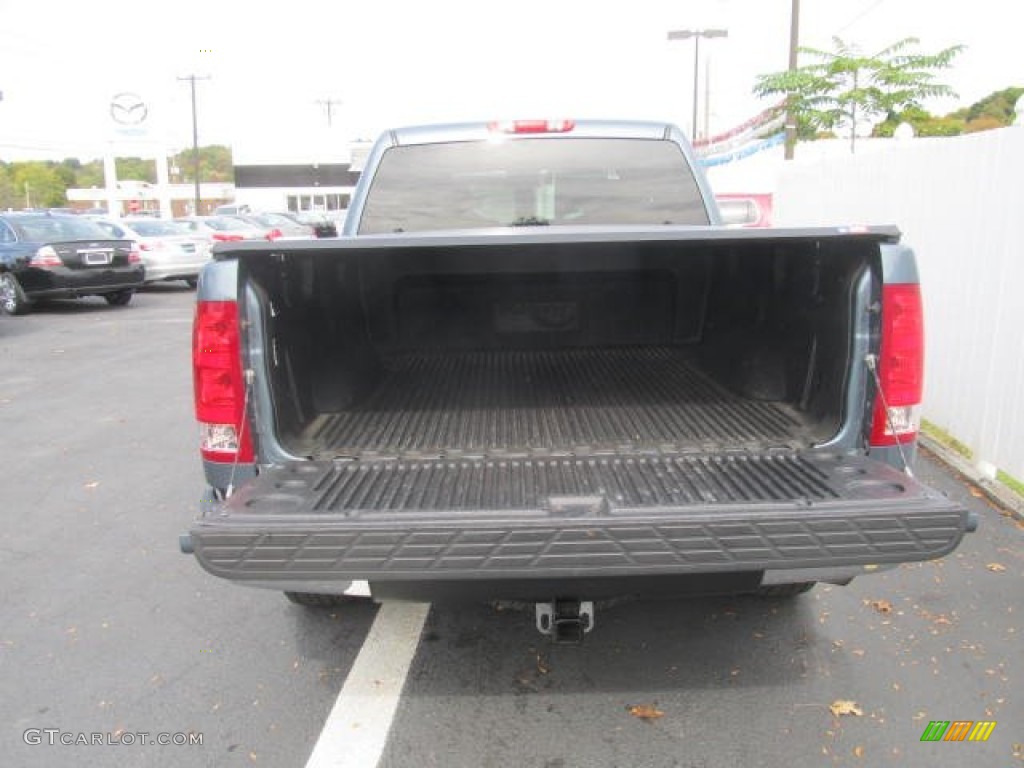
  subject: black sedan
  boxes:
[0,213,146,315]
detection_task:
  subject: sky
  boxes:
[0,0,1020,162]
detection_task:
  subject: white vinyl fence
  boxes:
[772,127,1024,483]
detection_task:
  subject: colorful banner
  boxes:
[692,102,786,149]
[699,132,786,168]
[696,114,787,157]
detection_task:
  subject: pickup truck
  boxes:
[181,119,974,641]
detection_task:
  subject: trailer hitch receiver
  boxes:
[535,599,594,643]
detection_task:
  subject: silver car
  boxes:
[92,218,211,287]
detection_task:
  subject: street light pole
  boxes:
[178,74,210,215]
[692,34,701,140]
[785,0,801,160]
[667,29,728,140]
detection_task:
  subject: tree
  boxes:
[754,37,964,152]
[74,160,105,189]
[953,86,1024,125]
[873,85,1024,138]
[170,145,234,183]
[11,162,66,208]
[872,105,964,138]
[115,157,156,183]
[0,163,19,210]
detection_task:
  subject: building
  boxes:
[66,180,234,217]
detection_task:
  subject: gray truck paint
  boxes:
[185,120,968,599]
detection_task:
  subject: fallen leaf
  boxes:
[867,599,893,614]
[969,486,984,498]
[853,745,865,758]
[986,563,1007,573]
[84,481,100,489]
[536,654,549,675]
[628,705,665,721]
[829,700,864,717]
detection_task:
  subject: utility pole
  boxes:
[784,0,800,160]
[315,98,343,128]
[178,74,210,215]
[667,29,728,140]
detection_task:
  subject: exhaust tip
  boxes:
[965,511,980,533]
[179,533,195,554]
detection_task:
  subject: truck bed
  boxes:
[189,229,972,596]
[302,347,810,459]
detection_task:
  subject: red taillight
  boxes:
[128,247,142,264]
[487,119,575,134]
[30,246,62,267]
[870,284,924,447]
[193,300,253,462]
[139,240,166,251]
[212,232,244,242]
[265,228,283,241]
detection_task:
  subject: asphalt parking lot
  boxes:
[1,288,1020,768]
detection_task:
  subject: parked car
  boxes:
[174,216,268,245]
[213,203,252,216]
[232,212,315,240]
[0,212,144,315]
[91,218,211,287]
[293,210,342,238]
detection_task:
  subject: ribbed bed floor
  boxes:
[303,347,810,458]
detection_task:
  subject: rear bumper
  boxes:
[143,258,208,281]
[19,266,145,297]
[186,453,970,590]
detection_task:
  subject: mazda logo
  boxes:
[110,92,148,126]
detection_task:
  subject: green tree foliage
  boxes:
[946,88,1019,126]
[0,163,20,210]
[874,85,1023,138]
[115,156,156,183]
[873,106,964,137]
[170,145,234,182]
[754,37,964,151]
[0,147,234,210]
[74,160,105,189]
[11,162,67,208]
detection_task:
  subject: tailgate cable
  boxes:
[225,369,255,499]
[864,354,914,478]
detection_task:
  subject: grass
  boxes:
[996,470,1024,498]
[921,419,1024,503]
[921,419,974,460]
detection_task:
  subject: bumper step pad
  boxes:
[191,452,968,582]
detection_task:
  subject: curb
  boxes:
[918,434,1024,521]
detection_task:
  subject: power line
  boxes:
[834,0,887,37]
[315,98,343,128]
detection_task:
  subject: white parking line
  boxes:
[305,601,430,768]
